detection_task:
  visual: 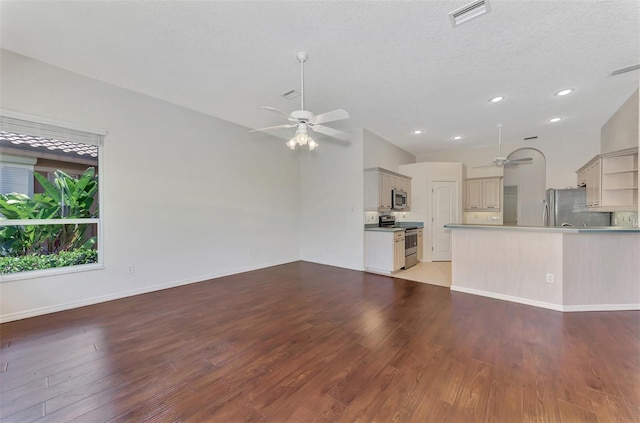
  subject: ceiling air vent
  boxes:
[281,89,300,100]
[449,0,491,27]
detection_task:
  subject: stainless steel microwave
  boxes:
[392,189,408,210]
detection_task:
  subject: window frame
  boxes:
[0,110,106,282]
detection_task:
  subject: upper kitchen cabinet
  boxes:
[364,167,412,211]
[577,157,602,207]
[577,148,638,211]
[464,177,502,211]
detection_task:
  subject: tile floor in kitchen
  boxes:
[395,261,451,287]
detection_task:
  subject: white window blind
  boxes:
[0,164,34,196]
[0,113,105,147]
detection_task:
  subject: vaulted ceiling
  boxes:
[1,1,638,156]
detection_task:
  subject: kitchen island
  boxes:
[445,224,640,312]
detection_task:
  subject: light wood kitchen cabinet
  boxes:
[464,177,502,211]
[417,228,424,261]
[577,148,638,211]
[364,230,405,275]
[393,231,405,271]
[587,159,601,207]
[364,168,412,212]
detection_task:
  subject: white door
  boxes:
[432,181,457,261]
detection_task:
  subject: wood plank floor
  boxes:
[1,261,638,422]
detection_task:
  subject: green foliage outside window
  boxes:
[0,167,98,274]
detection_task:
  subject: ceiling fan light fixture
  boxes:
[308,139,318,150]
[286,139,296,150]
[294,125,310,145]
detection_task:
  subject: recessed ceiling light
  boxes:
[489,96,504,103]
[548,117,563,123]
[413,130,423,135]
[555,89,574,96]
[452,135,463,140]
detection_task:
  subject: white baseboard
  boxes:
[450,285,564,311]
[363,267,393,276]
[562,304,640,312]
[0,258,299,323]
[450,285,640,312]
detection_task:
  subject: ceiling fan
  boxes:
[249,51,350,150]
[475,124,533,167]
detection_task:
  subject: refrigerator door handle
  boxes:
[543,200,549,226]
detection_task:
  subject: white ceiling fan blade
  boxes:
[249,124,297,133]
[309,124,349,141]
[507,157,534,163]
[261,106,291,117]
[310,109,350,125]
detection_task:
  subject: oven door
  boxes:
[403,229,418,269]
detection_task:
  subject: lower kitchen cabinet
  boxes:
[364,230,405,275]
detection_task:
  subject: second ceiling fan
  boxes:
[476,124,534,167]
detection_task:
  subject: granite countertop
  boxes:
[444,223,640,233]
[364,227,406,232]
[365,221,424,232]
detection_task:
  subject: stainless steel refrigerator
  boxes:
[544,188,611,227]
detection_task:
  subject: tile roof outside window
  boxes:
[0,131,98,157]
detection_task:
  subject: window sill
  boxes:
[0,262,104,282]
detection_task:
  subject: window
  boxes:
[0,112,105,280]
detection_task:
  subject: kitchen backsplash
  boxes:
[612,211,638,228]
[364,211,421,224]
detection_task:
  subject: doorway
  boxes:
[432,181,457,261]
[504,185,518,225]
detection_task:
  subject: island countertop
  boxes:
[447,224,640,312]
[444,223,640,233]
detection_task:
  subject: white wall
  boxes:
[362,129,416,225]
[398,162,463,262]
[363,129,415,171]
[0,50,301,322]
[601,88,639,154]
[299,129,365,270]
[418,129,601,190]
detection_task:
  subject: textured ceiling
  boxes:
[1,1,638,156]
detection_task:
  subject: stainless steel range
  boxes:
[378,215,419,269]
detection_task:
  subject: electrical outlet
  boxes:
[127,264,135,274]
[546,273,554,283]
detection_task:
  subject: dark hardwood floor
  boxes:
[1,261,638,422]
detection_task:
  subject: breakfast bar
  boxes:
[445,224,640,312]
